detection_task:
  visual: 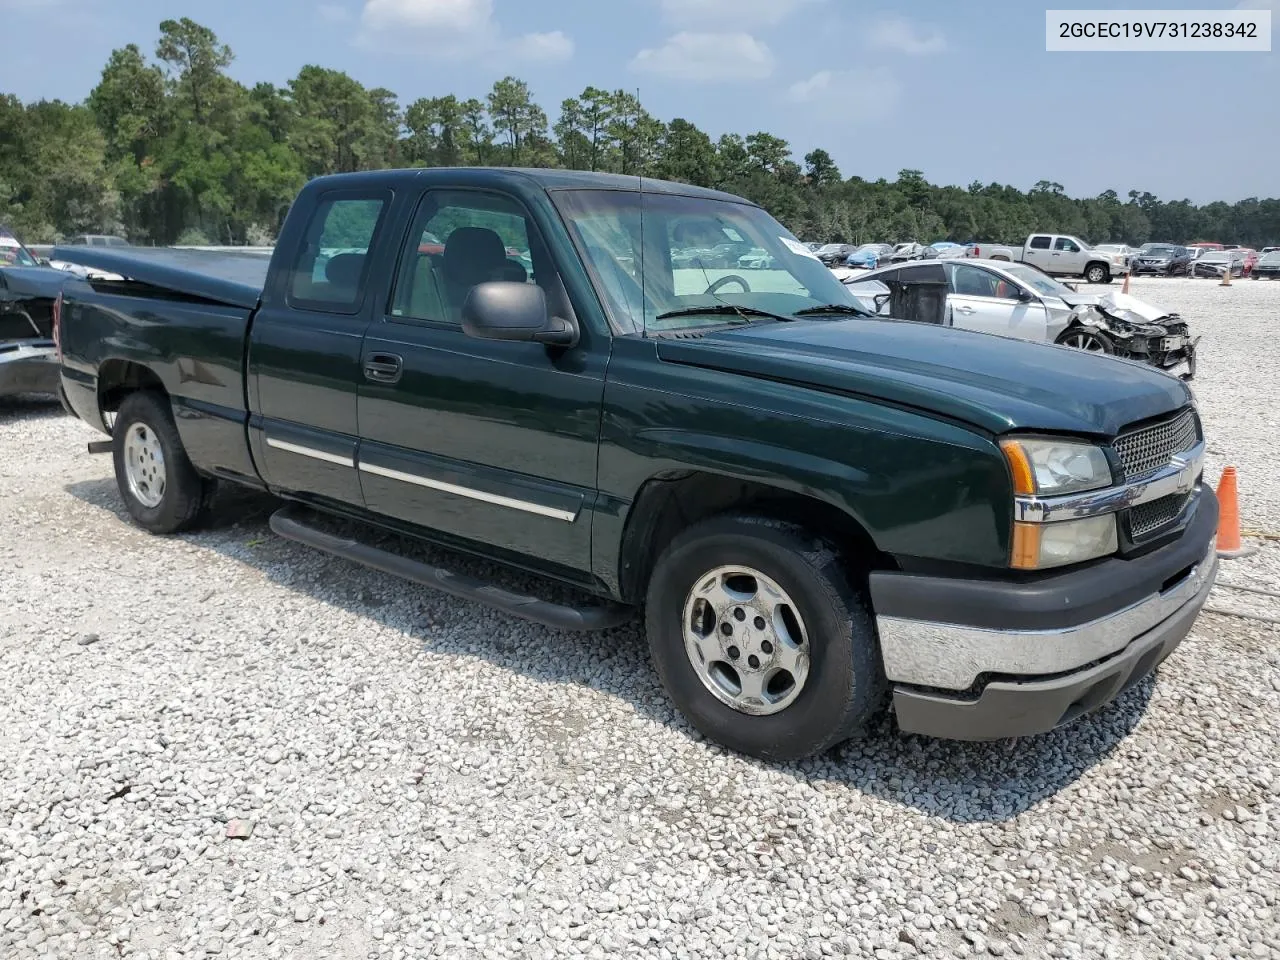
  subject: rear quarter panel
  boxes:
[59,278,259,484]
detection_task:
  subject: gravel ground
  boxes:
[2,276,1278,960]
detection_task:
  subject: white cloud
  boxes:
[362,0,491,32]
[630,32,775,81]
[358,0,573,63]
[867,17,946,56]
[319,3,352,23]
[658,0,819,27]
[787,67,901,120]
[507,30,574,63]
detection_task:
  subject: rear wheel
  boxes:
[112,391,216,534]
[645,514,886,761]
[1084,263,1110,284]
[1057,328,1115,354]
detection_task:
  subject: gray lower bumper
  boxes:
[0,342,60,397]
[886,546,1217,741]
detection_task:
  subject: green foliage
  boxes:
[1,17,1277,248]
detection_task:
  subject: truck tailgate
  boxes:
[50,246,271,310]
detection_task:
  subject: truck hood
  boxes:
[654,318,1191,437]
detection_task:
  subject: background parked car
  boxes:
[1191,248,1247,278]
[842,243,893,269]
[64,234,130,248]
[1094,243,1136,271]
[815,243,858,266]
[1131,243,1192,276]
[1252,249,1280,278]
[841,258,1195,377]
[965,234,1126,283]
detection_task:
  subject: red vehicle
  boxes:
[1236,248,1259,275]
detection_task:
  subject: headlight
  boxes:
[1012,515,1118,570]
[1000,437,1114,496]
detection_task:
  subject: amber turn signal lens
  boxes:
[1000,439,1036,496]
[1011,522,1042,570]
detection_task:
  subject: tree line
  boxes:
[1,17,1277,249]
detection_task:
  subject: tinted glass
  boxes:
[289,197,387,312]
[900,263,946,283]
[390,190,540,325]
[1029,236,1051,250]
[949,264,1017,298]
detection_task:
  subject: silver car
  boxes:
[843,259,1087,345]
[841,258,1197,377]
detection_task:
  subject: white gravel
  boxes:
[1,275,1278,960]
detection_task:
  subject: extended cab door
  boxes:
[1023,234,1053,270]
[355,187,607,578]
[247,189,398,507]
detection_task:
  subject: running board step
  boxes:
[268,505,633,632]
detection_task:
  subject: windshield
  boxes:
[0,233,39,268]
[553,189,859,333]
[1140,244,1177,256]
[1002,263,1077,298]
[1094,244,1124,253]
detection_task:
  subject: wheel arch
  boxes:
[616,470,892,606]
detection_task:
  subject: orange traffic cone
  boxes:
[1215,466,1256,558]
[1220,264,1232,287]
[1121,270,1131,295]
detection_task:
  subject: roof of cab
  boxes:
[305,166,756,206]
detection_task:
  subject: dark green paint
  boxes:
[56,167,1193,601]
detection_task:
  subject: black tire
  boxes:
[1056,327,1116,354]
[644,514,886,761]
[112,390,215,534]
[1084,263,1110,284]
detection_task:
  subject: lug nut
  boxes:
[720,622,732,636]
[733,608,746,621]
[747,655,760,669]
[727,646,740,660]
[754,616,766,630]
[761,640,773,655]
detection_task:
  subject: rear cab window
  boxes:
[1029,236,1051,250]
[288,195,390,314]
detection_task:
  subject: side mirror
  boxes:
[1016,287,1035,302]
[461,281,578,348]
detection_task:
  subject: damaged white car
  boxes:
[842,258,1197,379]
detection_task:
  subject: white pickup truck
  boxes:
[966,234,1127,284]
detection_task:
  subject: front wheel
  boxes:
[1057,327,1115,354]
[1084,263,1110,284]
[112,391,216,534]
[644,514,886,761]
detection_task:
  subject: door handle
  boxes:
[955,305,975,315]
[364,353,403,384]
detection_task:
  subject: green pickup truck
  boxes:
[52,168,1218,761]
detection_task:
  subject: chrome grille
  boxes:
[1113,409,1198,481]
[1129,492,1190,539]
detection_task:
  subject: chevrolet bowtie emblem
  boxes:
[1170,453,1196,494]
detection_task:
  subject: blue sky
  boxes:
[1,0,1275,203]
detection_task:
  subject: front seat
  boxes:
[324,252,366,301]
[441,227,511,319]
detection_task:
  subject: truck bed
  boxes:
[49,246,272,309]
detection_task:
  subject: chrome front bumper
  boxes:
[876,540,1217,692]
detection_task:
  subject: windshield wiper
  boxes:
[791,303,875,318]
[653,304,795,323]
